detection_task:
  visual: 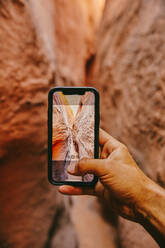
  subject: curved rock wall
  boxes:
[54,0,104,85]
[1,0,164,247]
[0,0,103,247]
[88,0,165,247]
[0,0,75,247]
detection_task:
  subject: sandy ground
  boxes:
[71,196,117,248]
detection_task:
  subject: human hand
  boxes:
[59,128,151,222]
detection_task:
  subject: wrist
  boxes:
[135,176,165,233]
[131,175,152,221]
[133,177,165,246]
[135,178,156,219]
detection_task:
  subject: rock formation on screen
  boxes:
[52,92,94,182]
[73,92,95,181]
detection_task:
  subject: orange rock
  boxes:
[87,0,165,247]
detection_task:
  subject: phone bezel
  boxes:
[48,86,99,186]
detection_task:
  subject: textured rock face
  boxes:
[2,0,164,247]
[0,0,102,247]
[0,0,78,247]
[73,92,95,159]
[88,0,165,247]
[53,0,104,84]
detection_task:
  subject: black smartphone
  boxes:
[48,86,99,186]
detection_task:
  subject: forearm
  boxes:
[136,178,165,247]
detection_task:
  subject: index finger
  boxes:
[99,128,123,150]
[99,128,110,145]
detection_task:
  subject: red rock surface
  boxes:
[71,196,117,248]
[0,0,77,247]
[87,0,165,247]
[1,0,164,247]
[53,0,104,85]
[0,0,103,247]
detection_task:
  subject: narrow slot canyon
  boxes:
[0,0,165,247]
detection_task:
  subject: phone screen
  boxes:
[52,91,95,182]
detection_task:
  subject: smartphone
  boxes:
[48,87,99,186]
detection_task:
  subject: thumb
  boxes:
[67,157,107,177]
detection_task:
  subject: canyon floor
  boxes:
[71,196,116,248]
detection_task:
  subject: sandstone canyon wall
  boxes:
[88,0,165,247]
[0,0,103,247]
[1,0,165,248]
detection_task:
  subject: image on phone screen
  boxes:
[52,91,95,182]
